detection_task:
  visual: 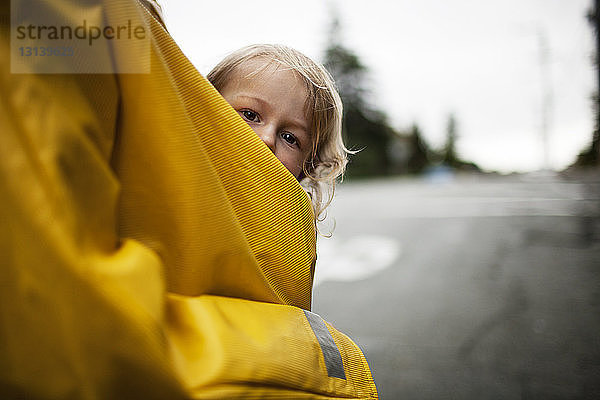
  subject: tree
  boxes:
[440,114,481,172]
[574,0,600,167]
[323,15,394,178]
[406,124,431,174]
[443,114,459,167]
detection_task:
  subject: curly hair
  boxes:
[207,44,351,222]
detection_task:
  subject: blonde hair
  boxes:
[207,44,350,222]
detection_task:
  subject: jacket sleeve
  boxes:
[167,295,378,399]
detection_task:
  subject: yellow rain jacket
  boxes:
[0,0,377,398]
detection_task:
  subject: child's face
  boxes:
[219,59,312,179]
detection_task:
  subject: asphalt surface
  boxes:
[312,170,600,399]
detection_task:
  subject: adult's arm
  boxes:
[0,1,377,398]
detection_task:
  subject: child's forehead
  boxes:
[234,57,299,82]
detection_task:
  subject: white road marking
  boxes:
[314,235,401,286]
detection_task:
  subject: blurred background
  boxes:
[163,1,600,398]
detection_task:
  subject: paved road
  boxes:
[312,170,600,399]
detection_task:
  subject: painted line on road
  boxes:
[315,234,401,286]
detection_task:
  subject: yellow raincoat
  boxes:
[0,0,377,398]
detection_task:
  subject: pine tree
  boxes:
[323,15,394,177]
[407,124,430,174]
[575,0,600,166]
[443,114,459,167]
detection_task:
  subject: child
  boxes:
[207,44,351,220]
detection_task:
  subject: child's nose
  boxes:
[256,126,276,152]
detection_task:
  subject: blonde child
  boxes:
[207,44,350,220]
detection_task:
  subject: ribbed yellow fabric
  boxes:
[0,0,377,398]
[167,295,378,399]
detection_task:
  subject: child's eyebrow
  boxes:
[236,94,309,132]
[236,94,269,108]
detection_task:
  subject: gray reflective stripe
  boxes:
[304,310,346,380]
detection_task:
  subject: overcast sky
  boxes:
[162,0,595,173]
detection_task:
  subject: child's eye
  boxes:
[281,132,298,146]
[240,109,260,122]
